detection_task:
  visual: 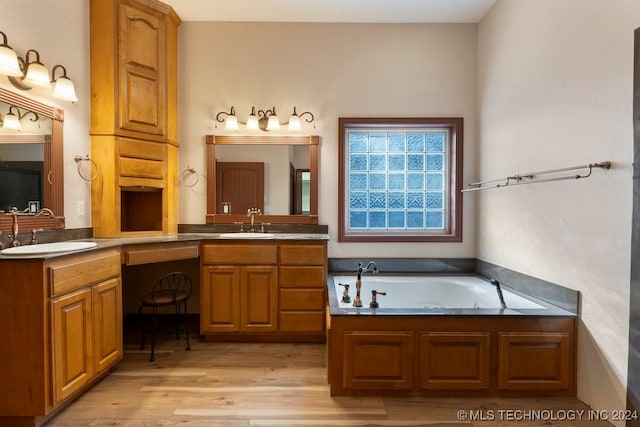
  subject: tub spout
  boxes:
[364,261,378,274]
[490,279,508,309]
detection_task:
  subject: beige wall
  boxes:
[0,0,91,229]
[177,22,478,258]
[477,0,639,420]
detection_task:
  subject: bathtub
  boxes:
[326,274,577,396]
[330,274,547,311]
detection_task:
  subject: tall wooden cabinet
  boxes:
[0,248,122,427]
[90,0,181,237]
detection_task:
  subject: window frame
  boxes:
[338,117,463,242]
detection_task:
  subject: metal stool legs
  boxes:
[138,272,193,362]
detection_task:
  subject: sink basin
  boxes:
[219,232,275,239]
[1,241,98,255]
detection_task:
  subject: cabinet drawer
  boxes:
[119,157,164,179]
[119,138,165,161]
[279,266,324,287]
[279,244,325,265]
[279,311,325,332]
[202,244,277,265]
[280,288,325,310]
[50,249,121,296]
[122,242,199,265]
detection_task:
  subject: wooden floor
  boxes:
[48,326,612,427]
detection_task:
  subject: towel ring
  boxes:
[180,166,199,187]
[74,155,98,181]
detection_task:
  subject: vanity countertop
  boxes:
[0,232,330,260]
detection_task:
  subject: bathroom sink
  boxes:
[1,241,98,255]
[219,232,274,239]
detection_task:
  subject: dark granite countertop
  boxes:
[0,232,329,260]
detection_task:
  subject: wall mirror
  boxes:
[0,87,64,232]
[206,135,319,224]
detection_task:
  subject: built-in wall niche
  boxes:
[120,187,163,232]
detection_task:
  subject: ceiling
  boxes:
[161,0,497,23]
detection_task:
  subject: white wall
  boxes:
[177,22,478,258]
[477,0,639,419]
[0,0,91,229]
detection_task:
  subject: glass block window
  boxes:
[339,118,463,242]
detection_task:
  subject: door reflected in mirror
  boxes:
[206,135,318,225]
[216,144,309,215]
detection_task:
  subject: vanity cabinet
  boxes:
[279,244,327,333]
[200,240,327,341]
[0,248,122,426]
[201,244,278,334]
[89,0,181,237]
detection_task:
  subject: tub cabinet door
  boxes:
[419,332,490,390]
[342,331,414,390]
[498,332,571,391]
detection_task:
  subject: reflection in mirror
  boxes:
[216,145,309,215]
[206,135,318,225]
[0,101,51,213]
[294,170,311,215]
[0,88,64,233]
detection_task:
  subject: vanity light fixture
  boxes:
[51,65,79,103]
[0,31,78,103]
[21,49,51,88]
[0,105,39,130]
[0,31,23,77]
[216,105,314,132]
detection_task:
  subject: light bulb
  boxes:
[52,76,78,102]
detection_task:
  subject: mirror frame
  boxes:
[0,87,65,232]
[205,135,319,224]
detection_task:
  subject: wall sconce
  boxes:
[0,31,78,103]
[216,106,314,132]
[0,105,39,130]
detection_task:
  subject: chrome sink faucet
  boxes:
[247,208,261,231]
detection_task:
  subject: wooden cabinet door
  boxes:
[118,3,166,136]
[343,332,414,391]
[200,266,240,333]
[241,266,278,332]
[51,288,93,404]
[93,278,123,373]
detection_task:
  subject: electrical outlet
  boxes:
[77,201,85,216]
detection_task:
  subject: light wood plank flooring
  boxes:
[47,328,612,427]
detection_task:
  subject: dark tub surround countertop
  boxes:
[326,274,576,317]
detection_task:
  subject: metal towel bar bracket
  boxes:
[462,161,611,192]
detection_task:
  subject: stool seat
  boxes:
[138,272,193,362]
